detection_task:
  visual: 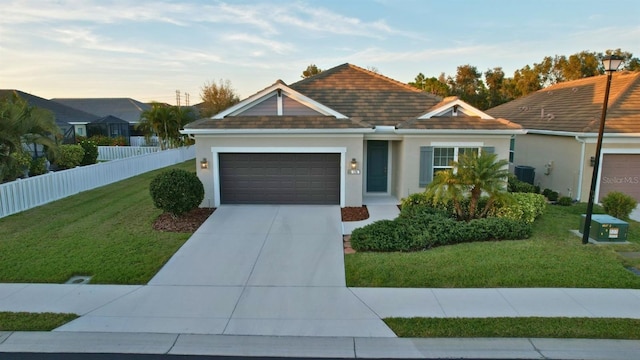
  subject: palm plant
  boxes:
[425,151,510,221]
[138,103,194,150]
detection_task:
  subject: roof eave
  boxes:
[395,129,526,135]
[181,128,375,135]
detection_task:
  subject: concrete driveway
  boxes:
[56,205,395,337]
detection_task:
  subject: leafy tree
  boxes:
[137,103,195,150]
[425,151,510,221]
[301,64,322,78]
[199,79,240,118]
[409,73,450,97]
[0,94,59,182]
[448,65,488,109]
[484,67,512,108]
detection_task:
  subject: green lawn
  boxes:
[385,317,640,339]
[0,312,78,331]
[0,161,195,284]
[346,203,640,288]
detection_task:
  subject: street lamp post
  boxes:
[582,55,623,244]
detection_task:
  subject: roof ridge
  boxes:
[344,63,424,93]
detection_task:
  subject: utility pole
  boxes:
[185,92,190,106]
[175,90,181,106]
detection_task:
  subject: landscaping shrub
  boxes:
[149,169,204,217]
[78,139,98,166]
[542,188,559,202]
[601,191,637,220]
[508,174,539,193]
[490,192,546,224]
[29,157,48,176]
[55,144,84,169]
[351,202,532,252]
[557,196,573,206]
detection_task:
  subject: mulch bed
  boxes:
[341,206,369,222]
[153,208,215,233]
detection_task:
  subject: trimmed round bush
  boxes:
[601,191,637,220]
[149,169,204,216]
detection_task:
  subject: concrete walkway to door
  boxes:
[55,205,396,337]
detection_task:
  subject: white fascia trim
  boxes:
[431,141,484,147]
[68,122,89,125]
[210,146,347,207]
[182,128,374,135]
[529,129,640,138]
[418,99,494,120]
[395,129,526,135]
[211,83,348,119]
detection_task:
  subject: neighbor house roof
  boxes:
[486,71,640,134]
[0,89,98,126]
[52,98,150,123]
[90,115,129,124]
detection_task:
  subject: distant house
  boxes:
[182,64,523,208]
[86,115,131,140]
[487,71,640,202]
[51,98,151,141]
[0,89,97,144]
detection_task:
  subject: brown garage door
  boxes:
[219,153,340,204]
[599,154,640,201]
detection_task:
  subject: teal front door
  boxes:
[367,140,388,192]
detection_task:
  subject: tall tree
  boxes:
[409,72,450,97]
[449,65,487,109]
[301,64,322,78]
[484,67,511,108]
[199,79,240,118]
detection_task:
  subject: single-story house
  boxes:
[182,64,524,208]
[52,98,152,141]
[86,115,131,139]
[486,71,640,202]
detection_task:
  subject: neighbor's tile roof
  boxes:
[52,98,150,123]
[0,89,98,125]
[486,71,640,133]
[185,115,371,130]
[289,63,442,126]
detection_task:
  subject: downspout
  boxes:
[575,136,587,201]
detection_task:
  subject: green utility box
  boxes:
[580,214,629,242]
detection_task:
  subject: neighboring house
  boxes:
[86,115,131,139]
[51,98,151,140]
[0,89,97,144]
[487,71,640,202]
[182,64,523,208]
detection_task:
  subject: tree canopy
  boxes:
[301,64,323,78]
[409,49,640,110]
[137,103,195,150]
[199,79,240,118]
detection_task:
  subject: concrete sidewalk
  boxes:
[1,332,640,359]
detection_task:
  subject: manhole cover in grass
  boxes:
[65,275,92,284]
[618,252,640,259]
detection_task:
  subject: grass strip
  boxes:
[385,317,640,339]
[0,312,78,331]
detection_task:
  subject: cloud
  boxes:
[222,33,295,55]
[49,27,146,54]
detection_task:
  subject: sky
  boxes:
[1,0,639,105]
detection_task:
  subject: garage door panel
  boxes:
[600,154,640,202]
[219,153,340,205]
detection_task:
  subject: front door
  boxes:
[367,140,388,192]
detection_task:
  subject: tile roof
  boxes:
[486,71,640,134]
[0,89,98,125]
[397,116,522,130]
[186,116,371,130]
[52,98,150,123]
[289,64,442,126]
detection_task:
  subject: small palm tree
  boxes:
[138,103,195,149]
[425,151,510,221]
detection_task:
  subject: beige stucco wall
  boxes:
[194,134,365,207]
[513,134,582,199]
[398,135,512,199]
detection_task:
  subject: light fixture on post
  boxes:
[348,158,361,175]
[200,157,209,169]
[582,54,623,244]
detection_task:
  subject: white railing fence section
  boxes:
[129,136,159,147]
[0,146,195,219]
[98,146,160,161]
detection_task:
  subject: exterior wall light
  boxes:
[348,158,361,175]
[200,158,209,169]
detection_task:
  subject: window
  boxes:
[419,146,493,187]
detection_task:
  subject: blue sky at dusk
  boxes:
[1,0,638,104]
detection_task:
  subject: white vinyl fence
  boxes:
[129,136,159,147]
[0,146,195,219]
[98,146,160,161]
